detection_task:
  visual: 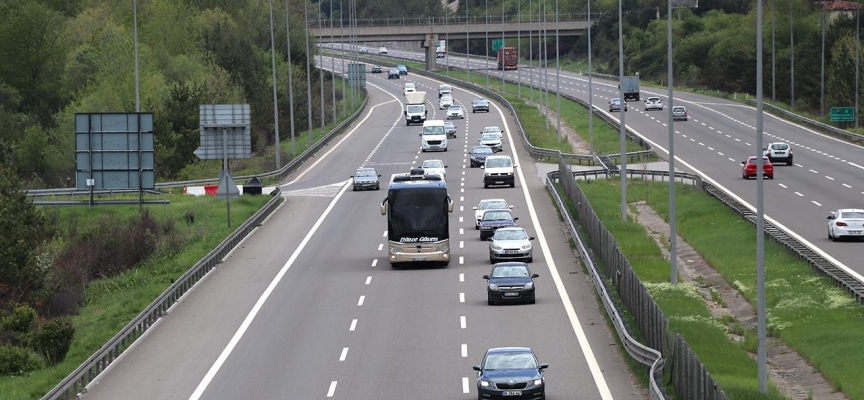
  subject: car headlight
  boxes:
[436,245,449,253]
[524,282,534,290]
[506,172,513,176]
[389,246,399,254]
[533,379,543,386]
[488,283,499,291]
[521,244,532,250]
[491,244,502,251]
[480,380,491,387]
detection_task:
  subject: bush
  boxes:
[0,345,43,376]
[0,305,36,347]
[31,317,74,365]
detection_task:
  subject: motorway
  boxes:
[370,45,864,276]
[80,56,644,398]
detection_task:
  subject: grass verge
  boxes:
[0,194,273,399]
[570,178,864,399]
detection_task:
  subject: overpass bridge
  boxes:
[310,14,593,70]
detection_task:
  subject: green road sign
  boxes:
[492,39,505,52]
[830,107,855,122]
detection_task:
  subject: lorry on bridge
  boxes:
[497,47,518,70]
[436,40,447,58]
[405,91,428,126]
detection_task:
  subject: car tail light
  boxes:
[836,221,848,227]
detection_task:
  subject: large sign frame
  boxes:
[75,113,155,190]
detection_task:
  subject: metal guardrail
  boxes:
[311,13,598,28]
[27,92,369,196]
[40,188,284,400]
[746,99,864,143]
[545,170,667,400]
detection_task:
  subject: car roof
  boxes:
[486,155,512,160]
[838,208,864,212]
[672,105,686,109]
[479,198,508,203]
[495,227,526,232]
[647,97,660,100]
[485,347,534,357]
[472,145,493,151]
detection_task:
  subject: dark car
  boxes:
[474,347,548,399]
[472,98,490,113]
[471,97,489,113]
[482,262,538,305]
[371,65,382,73]
[351,167,381,191]
[388,68,400,79]
[397,64,408,75]
[444,121,457,139]
[479,209,517,240]
[470,146,494,168]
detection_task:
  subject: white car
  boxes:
[644,97,663,111]
[827,209,864,241]
[481,126,503,140]
[439,95,454,110]
[404,82,416,95]
[473,199,514,229]
[478,133,503,152]
[378,47,388,54]
[764,142,793,166]
[420,159,447,179]
[447,105,465,119]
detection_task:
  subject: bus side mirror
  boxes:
[380,201,387,216]
[447,199,454,213]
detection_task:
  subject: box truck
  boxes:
[405,91,428,126]
[497,47,518,70]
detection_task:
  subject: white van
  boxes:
[438,84,452,98]
[482,155,516,188]
[420,120,448,152]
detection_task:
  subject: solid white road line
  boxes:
[188,180,352,400]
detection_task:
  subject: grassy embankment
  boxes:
[1,70,367,399]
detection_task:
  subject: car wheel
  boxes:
[352,187,357,191]
[510,183,515,188]
[527,257,533,263]
[832,234,840,242]
[488,299,494,306]
[489,257,495,264]
[375,185,380,190]
[829,229,834,240]
[743,174,748,180]
[529,299,536,304]
[484,183,489,188]
[787,160,793,166]
[475,225,479,230]
[769,175,774,180]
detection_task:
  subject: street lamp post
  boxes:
[667,0,676,284]
[821,3,826,118]
[588,0,594,155]
[618,0,627,222]
[790,0,795,110]
[268,0,282,168]
[330,0,336,123]
[756,0,768,392]
[133,0,140,113]
[285,0,296,158]
[304,0,312,144]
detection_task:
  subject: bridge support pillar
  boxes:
[423,34,436,71]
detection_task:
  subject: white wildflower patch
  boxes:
[669,314,728,331]
[732,280,751,294]
[767,313,792,332]
[644,282,702,300]
[775,294,818,311]
[766,278,790,289]
[823,288,856,309]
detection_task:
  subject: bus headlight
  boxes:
[436,245,449,252]
[389,246,399,254]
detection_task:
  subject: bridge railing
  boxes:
[312,13,599,28]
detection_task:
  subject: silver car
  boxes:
[444,121,457,138]
[478,133,503,152]
[672,106,688,121]
[489,227,534,263]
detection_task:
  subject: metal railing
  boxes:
[312,13,598,28]
[40,188,284,400]
[746,99,864,143]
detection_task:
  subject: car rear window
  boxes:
[841,211,864,218]
[770,144,789,150]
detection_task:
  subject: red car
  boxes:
[741,156,774,179]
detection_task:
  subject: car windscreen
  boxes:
[483,352,537,370]
[492,265,530,278]
[355,170,376,177]
[494,229,527,240]
[423,126,445,135]
[423,160,443,168]
[485,158,512,168]
[388,188,449,241]
[481,134,499,141]
[479,201,507,210]
[473,147,494,156]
